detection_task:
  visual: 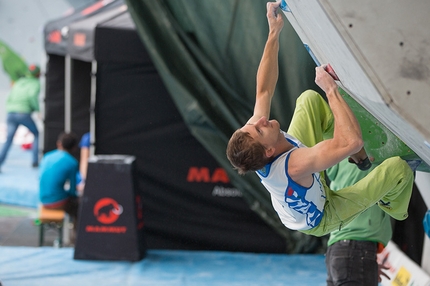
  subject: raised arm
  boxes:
[247,1,284,124]
[289,66,364,181]
[316,65,362,146]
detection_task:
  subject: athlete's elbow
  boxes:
[348,138,363,154]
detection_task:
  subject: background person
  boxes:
[325,158,391,285]
[39,132,80,226]
[77,132,90,193]
[0,64,40,172]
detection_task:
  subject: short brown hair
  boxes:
[226,129,271,175]
[57,132,78,152]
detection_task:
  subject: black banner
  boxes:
[93,56,286,252]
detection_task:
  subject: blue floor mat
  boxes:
[0,144,38,208]
[0,247,326,286]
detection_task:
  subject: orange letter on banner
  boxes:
[211,168,230,183]
[187,167,210,182]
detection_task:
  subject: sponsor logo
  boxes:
[286,187,323,228]
[85,197,127,234]
[187,167,230,183]
[135,195,144,229]
[85,225,127,233]
[187,167,242,197]
[212,186,242,197]
[93,197,123,224]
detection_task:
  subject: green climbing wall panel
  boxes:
[340,88,430,172]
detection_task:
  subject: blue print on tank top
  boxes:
[285,174,323,228]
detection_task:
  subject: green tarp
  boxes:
[0,40,30,82]
[125,0,323,252]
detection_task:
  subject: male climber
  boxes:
[226,1,414,237]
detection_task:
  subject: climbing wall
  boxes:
[280,0,430,171]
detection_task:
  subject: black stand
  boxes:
[74,155,146,261]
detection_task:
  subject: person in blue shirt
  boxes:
[39,132,80,222]
[78,132,90,185]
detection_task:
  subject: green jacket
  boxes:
[6,77,40,113]
[326,159,392,246]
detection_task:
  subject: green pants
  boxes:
[287,90,413,237]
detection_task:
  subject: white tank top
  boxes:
[256,131,326,231]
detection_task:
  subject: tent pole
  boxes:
[90,60,97,156]
[64,55,71,133]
